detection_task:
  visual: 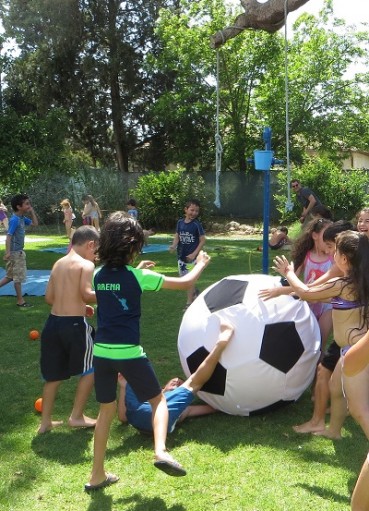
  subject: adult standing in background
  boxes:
[291,179,322,224]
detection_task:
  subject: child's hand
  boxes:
[85,305,95,317]
[136,260,155,269]
[272,255,294,277]
[117,373,127,387]
[196,250,210,266]
[258,287,282,301]
[169,245,176,253]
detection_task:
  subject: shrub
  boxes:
[274,157,369,222]
[131,169,208,230]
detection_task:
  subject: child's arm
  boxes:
[162,250,210,290]
[80,262,97,304]
[45,274,55,305]
[273,255,341,302]
[187,234,206,262]
[306,263,343,287]
[169,233,179,252]
[29,206,38,227]
[343,330,369,376]
[117,374,128,423]
[258,285,295,301]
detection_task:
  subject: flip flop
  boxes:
[154,460,187,477]
[84,473,119,492]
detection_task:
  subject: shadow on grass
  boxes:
[31,428,93,464]
[86,493,186,511]
[295,483,350,507]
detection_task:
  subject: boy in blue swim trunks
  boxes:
[38,226,100,434]
[86,212,211,491]
[117,318,234,436]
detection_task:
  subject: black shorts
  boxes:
[321,340,341,372]
[93,356,162,404]
[40,315,94,381]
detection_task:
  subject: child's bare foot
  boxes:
[37,420,64,434]
[216,320,235,348]
[292,420,326,434]
[313,429,342,440]
[68,415,96,428]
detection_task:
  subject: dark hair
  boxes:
[97,212,144,266]
[310,204,333,220]
[83,194,98,207]
[323,220,354,243]
[279,226,288,234]
[336,231,369,336]
[127,198,137,207]
[71,225,100,246]
[291,217,332,270]
[185,198,200,208]
[11,193,29,212]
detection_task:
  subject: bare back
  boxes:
[46,250,96,316]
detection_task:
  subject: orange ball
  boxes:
[34,398,43,413]
[29,330,40,340]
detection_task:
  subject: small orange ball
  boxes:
[34,398,43,413]
[29,330,40,340]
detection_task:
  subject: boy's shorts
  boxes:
[40,315,94,381]
[178,258,194,277]
[321,340,341,372]
[93,355,162,404]
[6,251,26,283]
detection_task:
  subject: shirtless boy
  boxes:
[38,226,100,434]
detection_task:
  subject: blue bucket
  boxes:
[254,150,273,171]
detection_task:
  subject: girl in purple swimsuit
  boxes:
[273,230,369,441]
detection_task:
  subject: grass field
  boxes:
[0,231,365,511]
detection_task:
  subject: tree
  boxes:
[210,0,310,48]
[1,0,181,172]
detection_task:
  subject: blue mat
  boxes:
[142,243,170,254]
[41,244,170,254]
[0,268,50,296]
[41,247,67,254]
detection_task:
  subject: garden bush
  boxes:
[274,157,369,222]
[131,169,208,229]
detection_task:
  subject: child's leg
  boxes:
[149,392,185,474]
[315,359,347,439]
[344,365,369,440]
[318,309,333,353]
[351,454,369,511]
[14,281,25,305]
[87,401,117,487]
[68,372,96,428]
[38,380,63,434]
[293,363,332,433]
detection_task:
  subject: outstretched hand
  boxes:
[136,260,156,270]
[197,250,211,266]
[258,287,283,301]
[272,255,294,277]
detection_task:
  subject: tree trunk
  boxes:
[210,0,310,48]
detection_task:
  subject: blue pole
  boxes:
[262,128,272,274]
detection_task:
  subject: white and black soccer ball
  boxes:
[178,274,321,416]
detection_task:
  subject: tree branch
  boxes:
[210,0,310,48]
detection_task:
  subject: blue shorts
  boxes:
[93,355,162,404]
[126,385,194,433]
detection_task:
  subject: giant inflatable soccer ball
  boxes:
[178,274,321,416]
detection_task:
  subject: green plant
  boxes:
[131,169,209,229]
[274,157,369,222]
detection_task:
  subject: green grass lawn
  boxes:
[0,232,364,511]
